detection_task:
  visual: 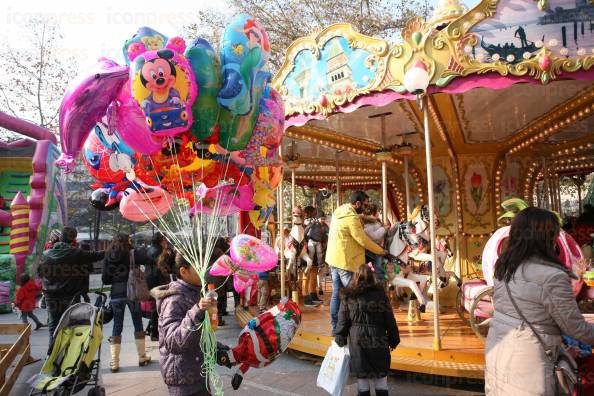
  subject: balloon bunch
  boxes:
[57,15,283,225]
[210,234,277,292]
[56,16,283,396]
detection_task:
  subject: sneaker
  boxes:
[311,293,323,303]
[35,323,47,331]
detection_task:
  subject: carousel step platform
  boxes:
[236,298,485,380]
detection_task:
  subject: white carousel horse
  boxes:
[284,211,313,279]
[385,222,429,311]
[406,205,462,288]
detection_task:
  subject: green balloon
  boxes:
[185,38,222,141]
[218,47,270,151]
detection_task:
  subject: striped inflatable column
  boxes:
[9,192,30,279]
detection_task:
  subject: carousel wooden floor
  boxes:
[235,284,485,379]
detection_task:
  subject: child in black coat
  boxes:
[334,264,399,396]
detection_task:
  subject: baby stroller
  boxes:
[29,292,107,396]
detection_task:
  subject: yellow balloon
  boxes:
[182,157,214,172]
[253,181,275,208]
[249,210,264,229]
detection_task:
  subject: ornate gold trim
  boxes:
[272,23,389,117]
[273,0,594,120]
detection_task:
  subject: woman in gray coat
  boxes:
[486,207,594,395]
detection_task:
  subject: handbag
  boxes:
[505,282,583,396]
[316,341,350,396]
[127,249,151,301]
[103,299,114,324]
[140,299,156,319]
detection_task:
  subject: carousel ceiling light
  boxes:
[403,61,431,95]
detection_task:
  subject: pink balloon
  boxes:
[57,58,129,172]
[209,254,241,276]
[233,273,248,293]
[230,234,277,272]
[233,272,256,293]
[482,226,583,295]
[119,185,172,222]
[192,183,255,216]
[110,84,165,155]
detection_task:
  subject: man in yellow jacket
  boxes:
[326,191,386,331]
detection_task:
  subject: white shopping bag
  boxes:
[316,341,350,396]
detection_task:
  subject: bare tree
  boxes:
[185,0,431,72]
[0,19,77,140]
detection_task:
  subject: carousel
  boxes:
[236,0,594,379]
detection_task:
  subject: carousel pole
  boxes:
[404,61,441,351]
[404,157,412,218]
[278,147,286,299]
[550,165,558,212]
[374,113,390,223]
[335,151,341,207]
[382,161,389,223]
[550,166,557,211]
[422,94,441,351]
[289,141,298,213]
[542,157,552,210]
[291,166,296,212]
[452,160,462,278]
[553,171,560,212]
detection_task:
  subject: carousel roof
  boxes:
[274,0,594,186]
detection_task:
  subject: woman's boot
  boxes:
[134,331,152,366]
[108,336,121,373]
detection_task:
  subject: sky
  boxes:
[0,0,481,71]
[1,0,227,68]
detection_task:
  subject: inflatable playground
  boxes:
[0,112,66,313]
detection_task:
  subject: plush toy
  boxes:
[218,298,301,390]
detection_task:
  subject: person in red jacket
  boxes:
[13,274,46,330]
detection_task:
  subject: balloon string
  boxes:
[128,128,267,396]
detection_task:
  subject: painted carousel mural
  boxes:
[234,0,594,380]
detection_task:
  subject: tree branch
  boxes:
[37,23,47,127]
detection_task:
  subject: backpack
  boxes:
[127,249,151,301]
[305,219,324,242]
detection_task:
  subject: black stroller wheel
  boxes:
[87,386,105,396]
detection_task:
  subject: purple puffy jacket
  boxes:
[152,280,209,395]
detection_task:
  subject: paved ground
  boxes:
[6,277,485,395]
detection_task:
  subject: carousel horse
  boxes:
[285,208,313,280]
[385,222,429,312]
[406,205,462,288]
